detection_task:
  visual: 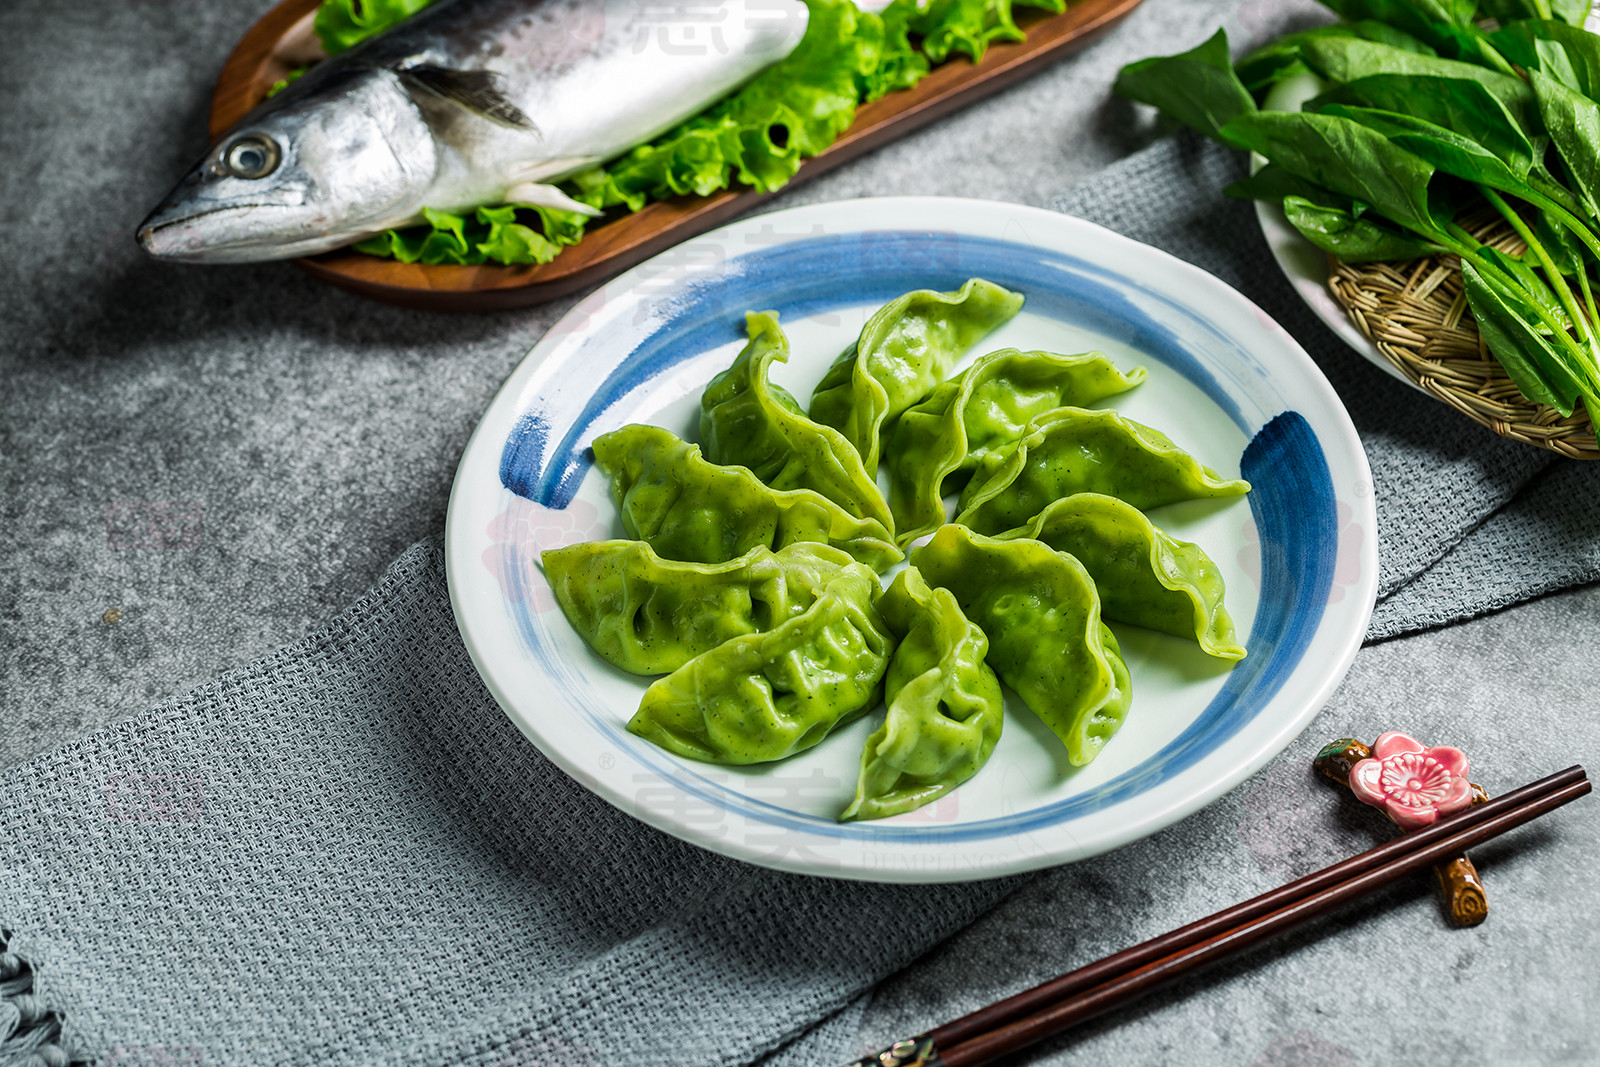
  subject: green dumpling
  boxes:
[841,567,1003,822]
[955,407,1251,534]
[997,494,1247,661]
[885,349,1146,545]
[592,423,901,571]
[910,524,1132,767]
[541,540,853,675]
[808,278,1025,470]
[628,564,894,764]
[699,311,894,531]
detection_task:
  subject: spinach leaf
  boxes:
[1479,0,1590,27]
[1321,0,1474,34]
[1224,164,1366,214]
[1301,36,1536,123]
[1114,29,1258,145]
[1318,0,1510,70]
[1462,260,1586,414]
[1493,19,1600,101]
[1535,207,1586,274]
[1119,11,1600,416]
[1281,196,1448,261]
[1235,27,1359,94]
[1315,104,1532,191]
[1536,37,1586,93]
[1306,75,1537,175]
[1480,245,1573,332]
[1234,22,1434,94]
[1529,69,1600,219]
[1219,110,1443,236]
[1347,18,1445,55]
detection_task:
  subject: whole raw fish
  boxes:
[137,0,811,262]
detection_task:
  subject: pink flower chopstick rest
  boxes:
[1348,732,1475,830]
[1315,733,1490,927]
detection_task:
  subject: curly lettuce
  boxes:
[314,0,434,55]
[320,0,1063,266]
[913,0,1065,64]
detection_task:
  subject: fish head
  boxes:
[137,67,438,263]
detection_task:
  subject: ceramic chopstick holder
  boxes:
[1315,732,1490,927]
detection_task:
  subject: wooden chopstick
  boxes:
[936,772,1589,1065]
[864,765,1590,1067]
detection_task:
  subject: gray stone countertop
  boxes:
[2,0,1597,1062]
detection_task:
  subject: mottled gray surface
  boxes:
[852,581,1600,1066]
[2,0,1192,766]
[3,0,1599,1063]
[3,543,1019,1067]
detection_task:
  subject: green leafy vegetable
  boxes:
[1220,110,1443,236]
[1281,195,1446,262]
[266,67,306,98]
[912,0,1064,64]
[1534,207,1585,274]
[1481,1,1590,31]
[1462,260,1585,413]
[1224,163,1364,214]
[1119,18,1600,421]
[1319,0,1516,73]
[1530,69,1600,220]
[352,203,586,266]
[1315,104,1530,189]
[314,0,432,54]
[1307,75,1538,175]
[1492,20,1600,99]
[1113,29,1258,146]
[1299,36,1534,120]
[1234,23,1435,96]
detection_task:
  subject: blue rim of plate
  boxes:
[486,226,1343,845]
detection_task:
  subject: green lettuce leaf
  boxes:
[912,0,1063,64]
[314,0,433,55]
[351,203,587,266]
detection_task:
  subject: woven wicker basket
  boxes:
[1325,214,1598,460]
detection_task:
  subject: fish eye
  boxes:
[223,134,281,179]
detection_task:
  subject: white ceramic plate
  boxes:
[1254,184,1418,390]
[445,196,1378,883]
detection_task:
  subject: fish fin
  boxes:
[507,157,602,184]
[396,64,536,132]
[504,182,604,218]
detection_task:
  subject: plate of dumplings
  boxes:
[446,196,1377,882]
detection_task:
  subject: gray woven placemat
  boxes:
[1,540,1017,1067]
[4,132,1598,1067]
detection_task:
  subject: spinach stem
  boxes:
[1579,263,1600,343]
[1527,175,1587,223]
[1438,220,1600,388]
[1471,35,1518,78]
[1521,187,1600,273]
[1482,187,1595,351]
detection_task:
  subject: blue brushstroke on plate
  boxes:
[500,410,1335,840]
[493,217,1342,845]
[500,231,1256,506]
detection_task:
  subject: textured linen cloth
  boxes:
[6,42,1600,1067]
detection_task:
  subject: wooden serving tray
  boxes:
[210,0,1145,310]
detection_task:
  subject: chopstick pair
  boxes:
[849,764,1591,1067]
